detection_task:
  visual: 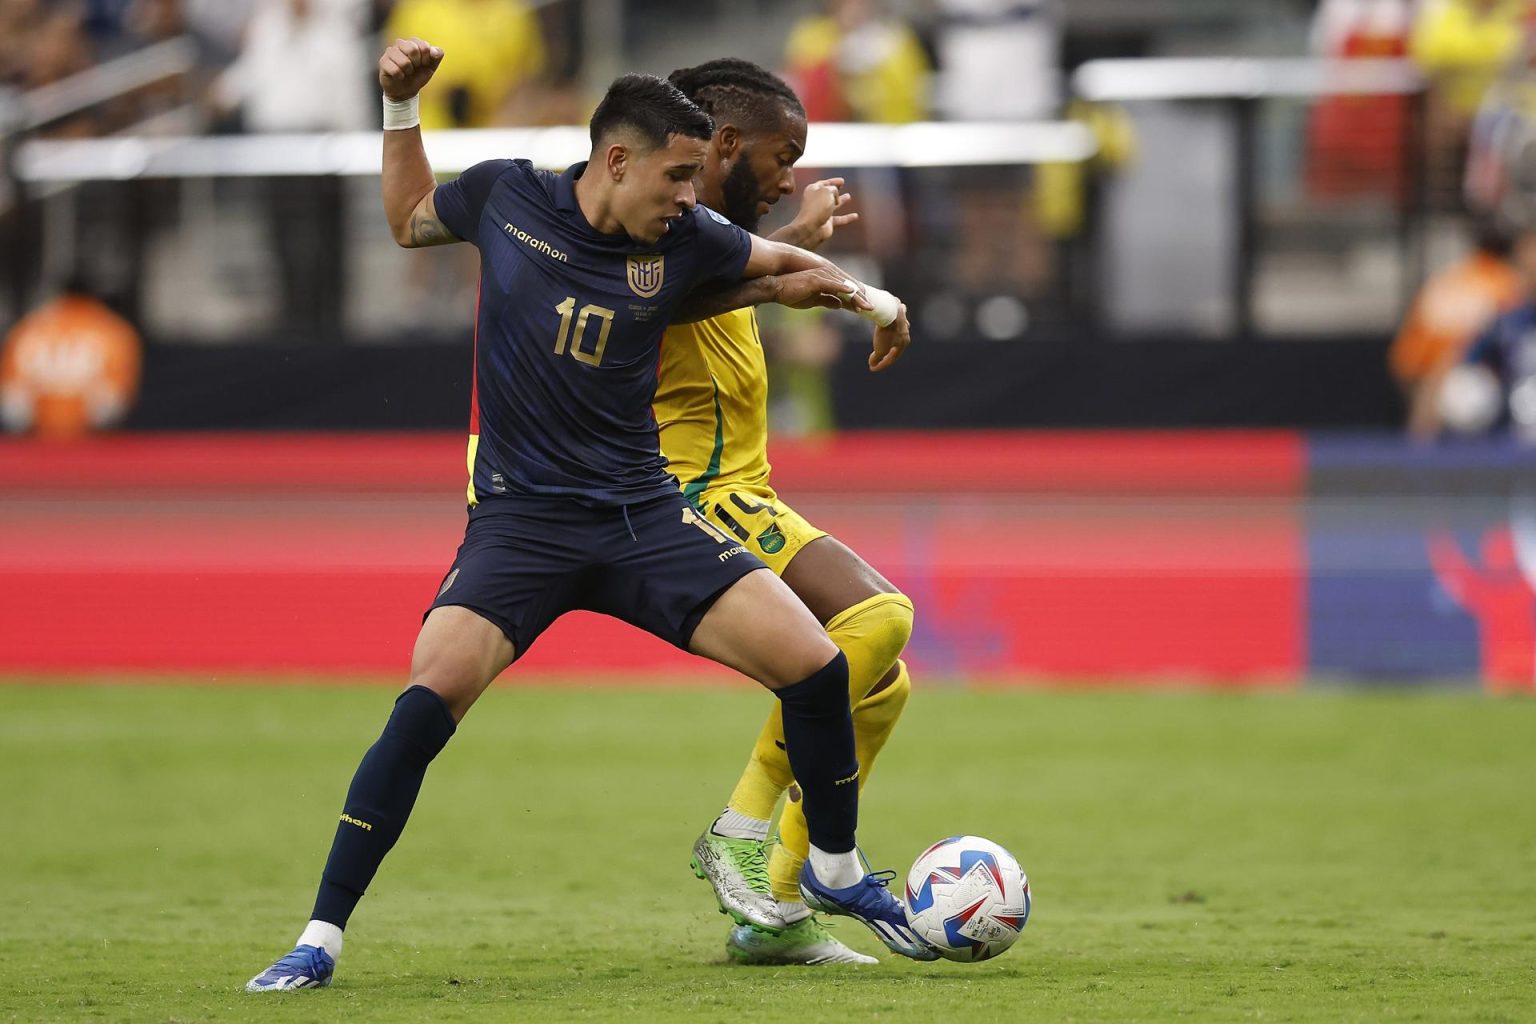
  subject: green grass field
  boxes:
[1,680,1533,1023]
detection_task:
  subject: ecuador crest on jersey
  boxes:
[627,254,665,298]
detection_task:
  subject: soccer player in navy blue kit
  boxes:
[245,38,931,991]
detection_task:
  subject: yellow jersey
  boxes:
[656,308,775,507]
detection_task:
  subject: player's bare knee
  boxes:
[406,636,512,720]
[692,567,838,685]
[408,607,515,721]
[769,630,843,689]
[723,614,840,690]
[403,666,482,722]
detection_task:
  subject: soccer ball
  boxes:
[904,835,1030,962]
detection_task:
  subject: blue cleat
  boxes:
[799,861,940,961]
[244,943,335,992]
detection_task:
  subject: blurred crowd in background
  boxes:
[0,0,1058,133]
[11,1,1536,440]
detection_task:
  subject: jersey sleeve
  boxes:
[432,159,515,243]
[687,205,753,288]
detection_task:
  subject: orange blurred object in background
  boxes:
[1,293,142,440]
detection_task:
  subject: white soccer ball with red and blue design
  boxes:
[904,835,1030,962]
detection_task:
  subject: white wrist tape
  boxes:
[383,95,420,131]
[840,279,900,327]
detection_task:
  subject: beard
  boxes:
[720,155,762,233]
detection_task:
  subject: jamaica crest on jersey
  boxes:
[627,254,665,298]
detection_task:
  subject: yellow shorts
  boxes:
[694,486,828,576]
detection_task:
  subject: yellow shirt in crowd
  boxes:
[1412,0,1527,116]
[384,0,545,129]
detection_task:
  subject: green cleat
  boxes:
[726,917,879,966]
[690,830,783,932]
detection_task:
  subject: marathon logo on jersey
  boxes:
[627,254,665,298]
[437,568,459,597]
[504,221,568,262]
[718,544,748,562]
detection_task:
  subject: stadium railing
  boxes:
[4,56,1436,344]
[1,118,1097,341]
[5,36,199,135]
[13,121,1098,180]
[1071,56,1428,337]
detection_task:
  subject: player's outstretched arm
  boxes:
[379,37,456,248]
[768,177,858,253]
[671,267,862,324]
[744,236,912,371]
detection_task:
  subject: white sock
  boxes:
[778,899,812,925]
[297,920,344,958]
[711,807,770,841]
[807,845,863,889]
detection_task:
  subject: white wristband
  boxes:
[383,95,420,131]
[840,279,900,327]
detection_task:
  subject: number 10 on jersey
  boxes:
[553,297,616,367]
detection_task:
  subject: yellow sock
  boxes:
[724,711,795,823]
[725,592,913,825]
[771,660,912,901]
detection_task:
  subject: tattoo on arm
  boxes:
[670,277,776,325]
[408,211,454,247]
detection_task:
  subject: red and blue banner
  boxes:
[0,431,1529,690]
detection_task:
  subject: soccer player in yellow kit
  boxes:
[657,59,915,965]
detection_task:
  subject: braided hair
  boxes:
[667,58,805,137]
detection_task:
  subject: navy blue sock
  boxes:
[310,685,456,928]
[775,651,858,854]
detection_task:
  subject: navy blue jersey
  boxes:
[1466,303,1536,383]
[433,159,753,507]
[1464,304,1536,433]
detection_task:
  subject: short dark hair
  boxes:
[589,74,715,151]
[667,58,805,136]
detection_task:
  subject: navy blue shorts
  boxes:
[426,492,768,657]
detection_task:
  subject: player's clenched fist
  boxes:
[379,37,444,99]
